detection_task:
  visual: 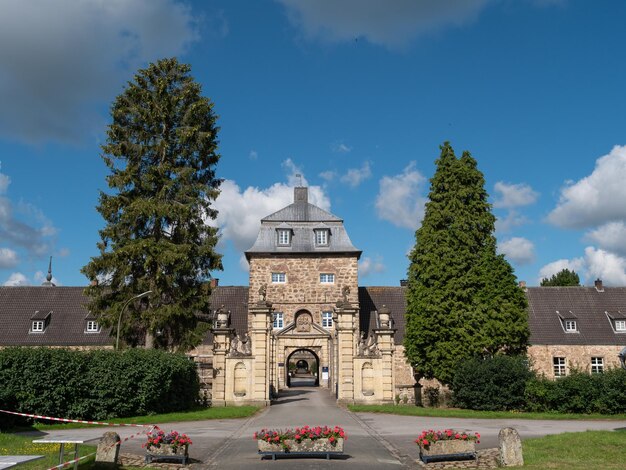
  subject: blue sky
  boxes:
[2,0,626,288]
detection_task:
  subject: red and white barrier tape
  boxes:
[44,425,158,470]
[0,409,153,427]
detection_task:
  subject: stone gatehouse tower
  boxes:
[210,187,403,406]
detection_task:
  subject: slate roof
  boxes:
[0,286,112,347]
[202,286,249,344]
[526,286,626,345]
[359,286,407,345]
[246,187,361,259]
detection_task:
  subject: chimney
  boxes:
[594,278,604,292]
[210,278,219,288]
[294,187,308,203]
[400,279,408,287]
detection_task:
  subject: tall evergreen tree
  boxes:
[540,268,580,286]
[404,142,528,384]
[82,58,222,351]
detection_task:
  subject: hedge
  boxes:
[451,355,532,411]
[0,347,200,427]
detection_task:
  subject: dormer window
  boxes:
[30,310,51,333]
[86,320,100,333]
[315,229,329,246]
[564,320,577,332]
[615,320,626,332]
[277,229,291,246]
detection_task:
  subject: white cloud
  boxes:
[340,161,372,188]
[331,142,352,153]
[0,0,200,143]
[3,272,28,286]
[495,210,528,233]
[0,248,19,269]
[585,222,626,257]
[548,145,626,229]
[319,170,337,182]
[493,182,539,208]
[375,162,427,229]
[277,0,490,48]
[0,163,9,194]
[213,162,331,257]
[497,237,535,265]
[583,246,626,286]
[537,257,585,285]
[359,256,385,277]
[249,150,258,160]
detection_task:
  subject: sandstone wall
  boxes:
[528,344,624,377]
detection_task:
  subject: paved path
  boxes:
[22,388,626,468]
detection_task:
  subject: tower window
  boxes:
[277,229,291,246]
[315,229,329,246]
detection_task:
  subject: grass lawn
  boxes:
[28,405,260,431]
[347,404,626,421]
[517,430,626,469]
[0,432,96,469]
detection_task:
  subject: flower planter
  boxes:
[419,440,476,463]
[258,438,344,460]
[145,444,189,465]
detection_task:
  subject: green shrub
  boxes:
[525,368,626,415]
[0,347,200,425]
[452,355,532,411]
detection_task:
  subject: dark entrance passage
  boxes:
[286,348,319,387]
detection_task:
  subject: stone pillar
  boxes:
[373,327,396,404]
[94,432,119,469]
[334,302,359,404]
[499,427,524,467]
[211,327,233,407]
[249,300,273,406]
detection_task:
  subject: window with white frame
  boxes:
[553,357,566,377]
[273,312,284,329]
[591,357,604,374]
[31,320,44,332]
[315,229,329,246]
[320,273,335,284]
[615,319,626,332]
[564,320,577,332]
[271,272,286,283]
[277,229,291,246]
[322,311,333,328]
[86,320,99,332]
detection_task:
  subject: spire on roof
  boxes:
[42,256,56,287]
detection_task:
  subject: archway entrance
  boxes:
[286,348,319,387]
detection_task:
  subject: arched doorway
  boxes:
[286,348,320,387]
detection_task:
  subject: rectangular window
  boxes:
[553,357,566,377]
[273,312,284,329]
[86,320,99,332]
[31,321,44,332]
[315,229,329,246]
[591,357,604,374]
[320,273,335,284]
[277,229,291,246]
[322,311,333,328]
[564,320,577,332]
[615,320,626,332]
[271,272,286,283]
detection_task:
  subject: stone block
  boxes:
[499,427,523,467]
[94,432,119,469]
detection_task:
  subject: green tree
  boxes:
[540,268,580,286]
[82,58,222,351]
[404,142,529,384]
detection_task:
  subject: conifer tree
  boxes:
[82,58,222,351]
[540,268,580,286]
[404,142,528,384]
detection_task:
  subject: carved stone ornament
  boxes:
[357,331,379,357]
[229,332,252,356]
[336,285,351,308]
[295,312,313,333]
